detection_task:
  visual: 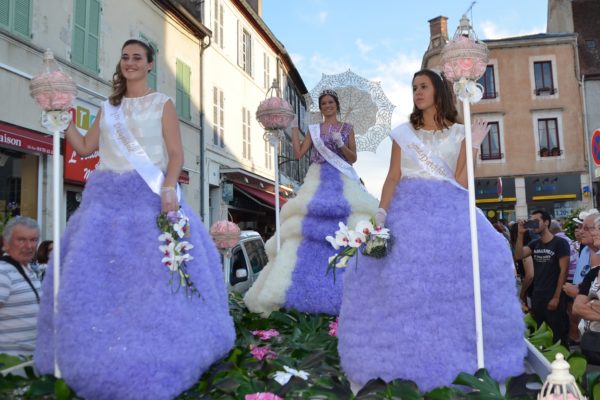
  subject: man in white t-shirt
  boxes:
[0,216,42,356]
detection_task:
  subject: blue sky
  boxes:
[262,0,548,197]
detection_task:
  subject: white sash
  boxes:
[309,124,361,182]
[390,123,466,192]
[103,100,181,201]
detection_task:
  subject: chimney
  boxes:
[547,0,574,33]
[427,16,449,51]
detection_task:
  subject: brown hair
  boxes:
[109,39,155,106]
[409,69,458,130]
[35,240,53,264]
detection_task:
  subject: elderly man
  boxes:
[0,216,42,356]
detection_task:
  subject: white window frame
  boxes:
[242,107,252,160]
[529,55,559,100]
[212,86,225,148]
[478,59,500,103]
[475,113,506,165]
[531,109,565,160]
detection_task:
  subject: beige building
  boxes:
[423,16,589,221]
[204,0,309,235]
[0,0,209,239]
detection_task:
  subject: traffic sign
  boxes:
[592,129,600,165]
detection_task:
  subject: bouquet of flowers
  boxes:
[325,219,391,280]
[157,209,199,298]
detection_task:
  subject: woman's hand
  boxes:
[375,208,387,228]
[471,119,490,149]
[332,131,344,148]
[161,186,179,213]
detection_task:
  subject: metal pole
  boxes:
[463,100,485,368]
[273,132,281,252]
[52,126,62,378]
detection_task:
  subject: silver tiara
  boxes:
[319,89,338,98]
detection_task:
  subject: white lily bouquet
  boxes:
[325,218,391,279]
[157,209,199,298]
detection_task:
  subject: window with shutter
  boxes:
[71,0,100,72]
[0,0,32,38]
[140,34,158,91]
[176,59,191,121]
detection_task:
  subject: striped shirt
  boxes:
[0,260,42,356]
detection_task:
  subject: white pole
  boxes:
[273,132,281,253]
[462,100,485,369]
[52,126,62,378]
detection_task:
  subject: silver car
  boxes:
[221,230,268,293]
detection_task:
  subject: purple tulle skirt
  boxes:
[284,162,350,314]
[338,178,526,391]
[34,171,235,400]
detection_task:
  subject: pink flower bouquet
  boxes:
[209,220,241,250]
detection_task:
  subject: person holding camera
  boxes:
[515,210,570,346]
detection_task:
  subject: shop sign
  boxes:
[0,121,53,154]
[63,100,100,183]
[178,170,189,184]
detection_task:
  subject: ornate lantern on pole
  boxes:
[209,220,241,256]
[29,49,78,377]
[441,11,489,369]
[538,354,585,400]
[256,80,295,252]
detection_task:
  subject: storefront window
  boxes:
[0,149,38,224]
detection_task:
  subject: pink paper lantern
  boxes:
[256,96,295,130]
[29,50,77,111]
[209,220,241,249]
[441,16,489,82]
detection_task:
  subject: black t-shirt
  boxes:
[528,235,570,298]
[579,266,600,296]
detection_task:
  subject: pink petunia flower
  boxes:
[245,393,283,400]
[250,344,277,361]
[251,329,280,340]
[328,319,338,337]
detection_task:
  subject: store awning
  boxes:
[234,182,287,209]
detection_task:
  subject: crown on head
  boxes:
[319,89,338,99]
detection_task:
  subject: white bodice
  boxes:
[97,92,171,172]
[400,123,465,179]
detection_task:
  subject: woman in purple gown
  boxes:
[338,69,526,391]
[34,39,234,400]
[244,89,377,317]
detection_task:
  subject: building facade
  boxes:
[0,0,209,239]
[203,0,309,237]
[423,16,589,221]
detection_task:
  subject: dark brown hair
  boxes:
[318,91,341,115]
[409,69,458,130]
[35,240,53,264]
[109,39,155,106]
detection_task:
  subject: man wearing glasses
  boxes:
[515,209,570,346]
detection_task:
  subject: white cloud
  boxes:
[355,38,374,57]
[478,20,545,40]
[318,11,328,24]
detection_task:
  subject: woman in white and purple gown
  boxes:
[34,39,234,400]
[338,69,526,391]
[244,89,377,317]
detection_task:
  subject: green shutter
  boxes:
[0,0,10,28]
[176,60,184,118]
[141,34,158,90]
[85,0,100,71]
[72,0,87,65]
[13,0,30,37]
[183,63,191,120]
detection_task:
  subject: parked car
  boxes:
[221,230,268,293]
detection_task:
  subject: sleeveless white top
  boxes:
[97,92,171,172]
[400,124,465,179]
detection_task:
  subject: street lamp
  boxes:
[29,49,78,377]
[256,80,295,252]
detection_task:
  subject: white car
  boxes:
[221,230,268,293]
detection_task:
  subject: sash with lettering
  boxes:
[309,123,361,183]
[389,122,466,192]
[103,100,181,200]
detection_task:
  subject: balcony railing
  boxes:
[534,87,557,95]
[539,148,563,157]
[481,91,497,99]
[480,152,504,160]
